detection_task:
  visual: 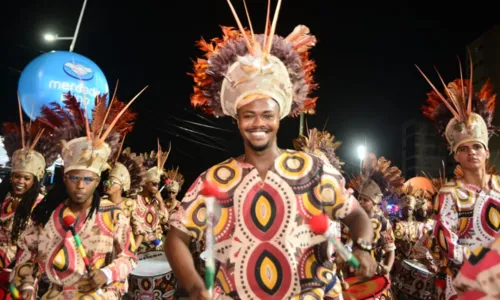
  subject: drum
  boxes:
[342,275,391,299]
[394,259,435,299]
[129,251,177,300]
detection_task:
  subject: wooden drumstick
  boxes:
[309,214,360,269]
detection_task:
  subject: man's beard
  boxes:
[247,140,270,152]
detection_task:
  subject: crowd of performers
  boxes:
[0,1,499,299]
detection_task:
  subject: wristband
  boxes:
[354,238,372,252]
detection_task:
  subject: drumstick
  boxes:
[199,180,221,298]
[309,214,360,269]
[62,215,103,295]
[159,179,169,193]
[9,283,20,299]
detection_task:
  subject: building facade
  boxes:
[401,117,454,178]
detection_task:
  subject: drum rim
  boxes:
[131,250,172,277]
[402,259,432,275]
[342,275,390,299]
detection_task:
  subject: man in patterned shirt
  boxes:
[166,2,377,299]
[419,61,500,299]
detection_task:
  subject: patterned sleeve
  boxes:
[381,217,396,252]
[169,174,206,241]
[434,189,469,265]
[128,201,141,237]
[320,162,358,221]
[131,200,146,237]
[157,200,169,225]
[10,222,40,290]
[102,210,138,282]
[453,233,500,298]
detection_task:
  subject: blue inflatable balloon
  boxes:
[18,51,109,120]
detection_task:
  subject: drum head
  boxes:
[131,251,171,277]
[342,275,390,300]
[403,259,431,275]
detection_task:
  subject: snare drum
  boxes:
[342,275,392,299]
[394,259,435,299]
[129,251,177,300]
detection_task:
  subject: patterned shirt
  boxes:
[131,194,169,252]
[0,193,43,269]
[453,232,500,299]
[393,219,426,260]
[433,176,500,300]
[170,150,357,299]
[11,199,137,299]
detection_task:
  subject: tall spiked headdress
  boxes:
[189,0,318,119]
[142,139,171,183]
[293,127,344,171]
[418,54,496,153]
[348,153,404,205]
[2,95,60,180]
[164,166,184,193]
[109,139,146,194]
[35,83,146,175]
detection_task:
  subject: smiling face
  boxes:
[10,172,35,197]
[236,97,280,152]
[454,141,489,171]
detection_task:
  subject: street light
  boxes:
[42,0,88,52]
[43,33,74,42]
[357,145,367,161]
[357,145,367,174]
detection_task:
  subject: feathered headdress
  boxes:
[418,56,496,152]
[421,162,450,214]
[109,142,146,194]
[348,153,404,205]
[421,162,449,195]
[164,166,184,193]
[141,139,171,183]
[189,0,317,119]
[293,128,343,171]
[400,176,436,212]
[2,96,60,179]
[35,85,146,174]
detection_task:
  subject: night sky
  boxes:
[1,1,497,196]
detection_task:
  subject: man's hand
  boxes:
[89,270,108,290]
[377,263,390,275]
[426,263,438,273]
[351,248,377,279]
[19,278,35,299]
[156,191,164,203]
[188,282,211,300]
[20,288,34,300]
